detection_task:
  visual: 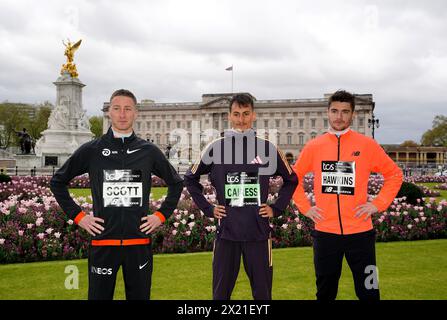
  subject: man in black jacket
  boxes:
[184,94,298,300]
[50,89,183,300]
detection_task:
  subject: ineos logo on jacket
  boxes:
[91,266,113,275]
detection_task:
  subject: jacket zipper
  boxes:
[336,135,344,235]
[120,138,125,245]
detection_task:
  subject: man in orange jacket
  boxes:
[292,90,403,300]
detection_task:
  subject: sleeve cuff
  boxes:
[154,211,166,223]
[74,211,86,225]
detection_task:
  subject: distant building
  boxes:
[382,145,447,168]
[102,93,375,164]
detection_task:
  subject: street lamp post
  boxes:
[368,114,380,139]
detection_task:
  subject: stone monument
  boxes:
[34,39,93,167]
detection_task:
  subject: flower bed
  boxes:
[0,176,446,263]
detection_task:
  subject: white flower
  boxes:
[46,228,53,234]
[419,212,424,217]
[407,224,413,230]
[188,222,195,229]
[173,222,179,228]
[67,219,74,225]
[185,230,191,236]
[0,239,5,245]
[296,224,302,230]
[189,214,195,220]
[281,224,288,230]
[181,219,187,225]
[36,217,44,227]
[37,233,45,239]
[172,230,178,236]
[27,223,33,229]
[54,232,61,239]
[421,217,427,222]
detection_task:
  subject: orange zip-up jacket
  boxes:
[292,129,403,235]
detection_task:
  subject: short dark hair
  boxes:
[229,94,254,111]
[110,89,137,105]
[328,90,355,111]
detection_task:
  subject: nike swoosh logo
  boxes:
[139,261,149,270]
[127,148,141,154]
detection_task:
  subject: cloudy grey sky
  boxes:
[0,0,446,144]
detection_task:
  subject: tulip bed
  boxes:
[0,175,446,263]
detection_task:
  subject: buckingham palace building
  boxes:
[102,93,375,167]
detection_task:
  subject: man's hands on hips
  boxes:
[78,214,105,236]
[259,204,274,218]
[140,214,163,234]
[354,202,378,221]
[304,206,325,223]
[213,205,226,219]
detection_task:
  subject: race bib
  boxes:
[225,172,261,207]
[321,161,356,195]
[103,169,143,207]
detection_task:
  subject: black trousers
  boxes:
[312,229,380,301]
[212,238,273,300]
[88,244,153,300]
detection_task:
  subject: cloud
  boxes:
[0,0,446,144]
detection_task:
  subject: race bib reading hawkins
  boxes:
[321,161,356,195]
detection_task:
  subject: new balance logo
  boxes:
[250,156,263,164]
[127,148,141,154]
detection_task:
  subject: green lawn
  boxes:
[69,187,168,202]
[0,239,446,300]
[419,182,447,201]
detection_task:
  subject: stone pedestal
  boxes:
[31,71,93,168]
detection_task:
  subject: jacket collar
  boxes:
[105,126,137,144]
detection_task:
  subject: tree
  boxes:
[0,103,30,149]
[27,104,52,140]
[400,140,419,147]
[89,116,103,138]
[421,115,447,147]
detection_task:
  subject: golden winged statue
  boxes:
[61,39,82,78]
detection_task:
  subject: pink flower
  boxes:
[37,233,45,239]
[173,222,179,228]
[18,207,27,214]
[421,217,427,222]
[414,218,419,223]
[296,224,302,230]
[172,230,178,236]
[188,222,195,229]
[18,230,24,236]
[46,228,53,234]
[36,217,44,227]
[27,223,33,229]
[185,230,191,236]
[67,219,74,225]
[0,239,5,245]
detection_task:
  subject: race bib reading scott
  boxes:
[103,169,143,207]
[321,161,356,195]
[225,172,261,207]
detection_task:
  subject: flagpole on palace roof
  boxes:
[225,65,233,93]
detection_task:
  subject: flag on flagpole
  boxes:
[225,65,233,71]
